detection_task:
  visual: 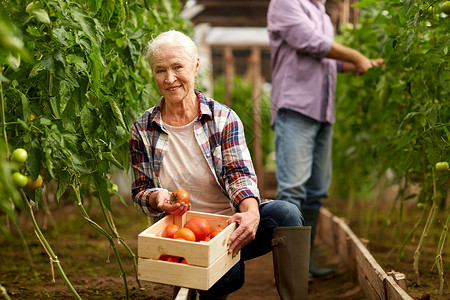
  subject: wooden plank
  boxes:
[174,287,196,300]
[320,208,414,300]
[333,216,350,266]
[384,275,413,300]
[223,46,234,108]
[318,208,335,247]
[249,47,264,193]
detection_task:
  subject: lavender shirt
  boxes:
[267,0,341,125]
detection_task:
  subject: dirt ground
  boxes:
[1,181,448,299]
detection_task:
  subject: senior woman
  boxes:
[129,30,310,300]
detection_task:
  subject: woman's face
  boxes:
[151,44,199,105]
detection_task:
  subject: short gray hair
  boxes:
[145,30,198,67]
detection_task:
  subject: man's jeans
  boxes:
[274,109,332,211]
[197,200,303,298]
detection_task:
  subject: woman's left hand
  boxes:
[227,198,260,257]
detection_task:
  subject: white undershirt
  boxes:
[159,119,233,216]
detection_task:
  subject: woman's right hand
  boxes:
[152,189,190,216]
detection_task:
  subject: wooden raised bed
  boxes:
[318,207,414,300]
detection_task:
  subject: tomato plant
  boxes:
[171,190,190,204]
[184,217,212,242]
[161,224,179,239]
[0,0,193,298]
[331,0,449,294]
[173,228,196,242]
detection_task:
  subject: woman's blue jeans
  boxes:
[274,109,333,211]
[197,200,303,299]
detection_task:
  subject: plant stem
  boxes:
[413,168,438,285]
[0,67,9,156]
[20,190,81,300]
[71,184,130,299]
[1,283,12,300]
[435,210,450,296]
[99,200,142,289]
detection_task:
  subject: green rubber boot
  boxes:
[302,208,335,279]
[272,226,311,300]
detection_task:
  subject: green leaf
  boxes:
[94,173,111,211]
[103,152,124,170]
[80,104,100,146]
[108,97,127,129]
[351,0,377,8]
[26,2,50,24]
[71,7,103,49]
[101,0,115,23]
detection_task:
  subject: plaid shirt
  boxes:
[129,90,261,218]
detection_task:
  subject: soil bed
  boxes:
[0,192,448,299]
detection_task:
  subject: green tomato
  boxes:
[11,148,28,164]
[442,1,450,15]
[108,183,119,196]
[435,161,449,172]
[417,203,425,209]
[13,172,28,188]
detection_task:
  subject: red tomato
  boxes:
[171,190,190,204]
[173,228,196,242]
[165,256,182,263]
[184,217,211,242]
[203,236,211,242]
[209,226,224,239]
[180,258,188,264]
[161,224,179,239]
[158,254,169,261]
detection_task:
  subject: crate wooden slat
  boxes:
[138,249,240,290]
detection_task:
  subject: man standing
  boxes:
[267,0,383,279]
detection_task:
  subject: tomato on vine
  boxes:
[26,175,43,191]
[435,161,449,172]
[13,172,28,188]
[107,183,119,196]
[171,190,190,204]
[11,148,28,165]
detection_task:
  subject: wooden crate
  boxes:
[138,211,241,290]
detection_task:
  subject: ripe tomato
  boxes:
[209,226,224,239]
[26,175,43,191]
[11,148,28,165]
[173,228,196,242]
[171,190,190,204]
[161,224,179,239]
[158,254,169,261]
[184,217,211,242]
[180,258,188,264]
[13,172,28,188]
[165,256,182,263]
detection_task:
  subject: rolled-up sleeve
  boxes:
[129,118,166,218]
[220,110,261,210]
